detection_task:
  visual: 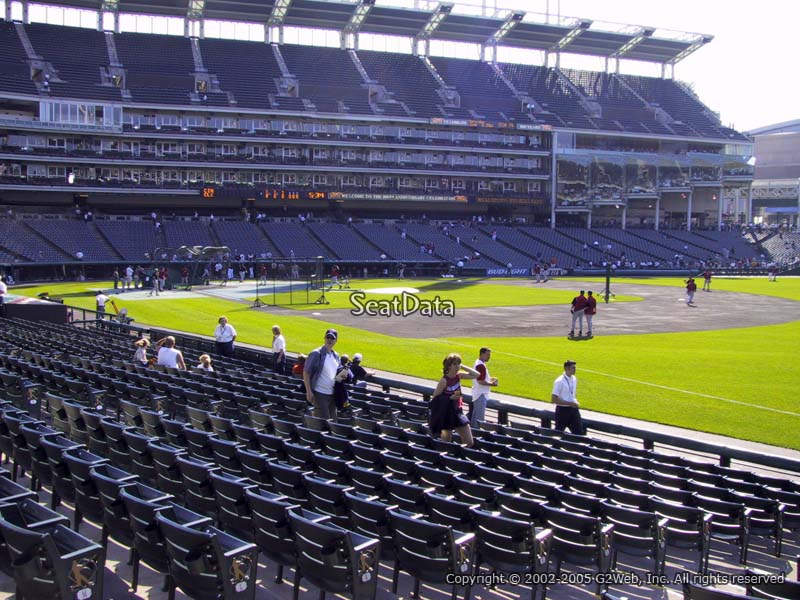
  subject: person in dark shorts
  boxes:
[429,353,479,446]
[551,360,584,435]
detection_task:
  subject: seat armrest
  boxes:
[454,532,476,545]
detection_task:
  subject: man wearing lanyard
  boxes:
[551,360,584,435]
[214,316,237,357]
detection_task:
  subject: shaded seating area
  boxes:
[0,313,797,599]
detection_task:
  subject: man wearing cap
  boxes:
[552,360,583,435]
[569,290,588,337]
[303,329,341,420]
[350,353,375,388]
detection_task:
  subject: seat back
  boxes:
[389,511,475,586]
[682,582,760,600]
[210,471,256,539]
[62,448,109,525]
[246,488,299,567]
[496,490,547,526]
[0,519,104,600]
[90,465,137,545]
[425,492,477,530]
[148,441,187,498]
[472,508,552,575]
[600,500,667,574]
[542,505,613,570]
[290,508,380,600]
[268,461,309,506]
[176,455,219,518]
[345,491,397,561]
[157,513,257,599]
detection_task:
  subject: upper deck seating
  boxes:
[198,38,281,110]
[25,23,121,102]
[357,50,443,118]
[429,57,530,122]
[0,22,38,96]
[115,32,194,105]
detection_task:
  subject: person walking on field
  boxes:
[585,291,597,337]
[569,290,588,337]
[686,277,697,306]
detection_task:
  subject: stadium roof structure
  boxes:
[32,0,712,65]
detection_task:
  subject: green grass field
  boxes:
[10,277,800,449]
[252,278,641,310]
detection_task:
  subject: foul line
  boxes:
[442,340,800,418]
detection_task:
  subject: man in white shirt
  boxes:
[551,360,583,435]
[271,325,286,374]
[470,347,498,427]
[125,265,134,290]
[0,275,7,315]
[214,316,237,357]
[303,329,340,421]
[95,290,110,319]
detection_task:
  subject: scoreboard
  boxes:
[202,187,326,200]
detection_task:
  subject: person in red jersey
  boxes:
[686,278,697,306]
[569,290,588,336]
[702,270,712,292]
[585,291,597,336]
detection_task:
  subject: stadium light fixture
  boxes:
[417,3,453,41]
[268,0,293,27]
[345,0,375,34]
[611,26,654,59]
[488,11,524,46]
[550,18,592,53]
[667,34,713,65]
[101,0,118,12]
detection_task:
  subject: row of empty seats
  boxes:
[0,315,797,599]
[0,216,763,267]
[0,21,745,140]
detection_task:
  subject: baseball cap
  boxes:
[564,360,576,368]
[325,328,338,340]
[353,353,362,362]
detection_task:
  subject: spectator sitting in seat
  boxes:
[350,353,376,388]
[197,354,214,372]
